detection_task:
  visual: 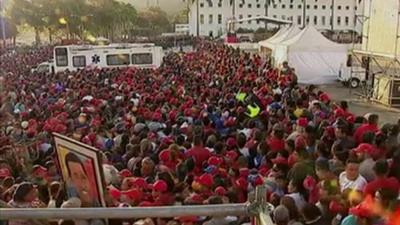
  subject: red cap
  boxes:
[196,174,214,188]
[188,193,204,203]
[152,112,162,121]
[319,93,330,103]
[297,118,308,128]
[208,156,223,166]
[349,203,373,218]
[0,168,11,178]
[334,108,345,118]
[353,143,375,156]
[153,180,168,193]
[159,150,170,162]
[226,150,238,161]
[226,137,237,148]
[32,165,48,176]
[253,176,264,186]
[214,186,227,196]
[121,189,142,202]
[271,156,288,165]
[118,169,132,178]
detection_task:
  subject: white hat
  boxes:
[21,121,29,129]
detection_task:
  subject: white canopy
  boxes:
[272,26,349,84]
[258,25,300,51]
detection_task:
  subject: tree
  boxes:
[136,7,172,36]
[173,8,189,25]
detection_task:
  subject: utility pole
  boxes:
[0,0,6,47]
[265,0,268,29]
[331,0,335,32]
[196,0,199,36]
[302,0,307,28]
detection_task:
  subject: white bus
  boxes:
[53,43,163,73]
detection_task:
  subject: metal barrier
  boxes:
[0,204,249,220]
[0,187,271,222]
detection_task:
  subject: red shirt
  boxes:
[364,177,400,196]
[267,136,285,152]
[354,124,379,144]
[186,146,212,167]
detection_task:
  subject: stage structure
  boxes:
[349,0,400,108]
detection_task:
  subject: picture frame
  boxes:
[53,132,106,208]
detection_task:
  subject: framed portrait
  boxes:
[53,133,106,208]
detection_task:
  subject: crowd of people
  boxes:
[0,40,399,225]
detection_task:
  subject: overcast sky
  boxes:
[120,0,186,15]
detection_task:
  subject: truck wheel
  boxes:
[350,78,360,88]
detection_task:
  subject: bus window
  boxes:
[132,53,153,65]
[106,54,130,66]
[55,48,68,66]
[73,56,86,67]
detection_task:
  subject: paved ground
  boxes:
[319,82,400,125]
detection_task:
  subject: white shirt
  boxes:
[339,172,367,192]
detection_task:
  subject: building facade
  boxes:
[188,0,364,37]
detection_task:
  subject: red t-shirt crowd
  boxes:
[0,41,399,225]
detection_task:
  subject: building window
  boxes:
[239,4,243,8]
[298,4,302,9]
[314,16,317,25]
[330,16,333,25]
[248,15,252,24]
[345,16,349,26]
[307,5,310,9]
[208,1,212,7]
[218,14,222,24]
[338,5,342,10]
[209,14,213,24]
[297,16,302,25]
[273,15,277,18]
[337,16,341,26]
[248,3,252,8]
[355,6,358,10]
[306,16,310,24]
[281,15,286,20]
[257,4,260,8]
[200,14,204,24]
[256,16,260,24]
[239,14,243,24]
[314,5,318,9]
[218,2,222,7]
[273,4,277,8]
[322,16,326,25]
[200,3,204,7]
[72,56,86,67]
[346,5,350,10]
[290,4,293,9]
[282,4,286,9]
[322,5,326,9]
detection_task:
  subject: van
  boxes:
[31,60,55,74]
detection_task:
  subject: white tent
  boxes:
[258,26,288,49]
[273,26,349,84]
[258,25,300,51]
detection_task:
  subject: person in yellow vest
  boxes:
[246,104,261,118]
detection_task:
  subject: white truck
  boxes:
[31,60,55,74]
[338,64,366,88]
